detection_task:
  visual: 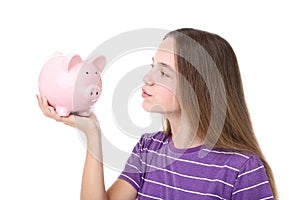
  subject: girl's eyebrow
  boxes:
[152,57,173,69]
[158,62,172,69]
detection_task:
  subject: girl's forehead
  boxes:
[158,38,174,51]
[153,38,175,69]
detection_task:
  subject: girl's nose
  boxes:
[143,71,154,86]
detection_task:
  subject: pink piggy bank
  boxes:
[38,52,106,117]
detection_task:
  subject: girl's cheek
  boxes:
[144,68,177,95]
[158,79,177,94]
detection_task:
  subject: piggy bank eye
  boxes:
[85,71,89,74]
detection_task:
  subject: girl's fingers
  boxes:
[36,95,49,116]
[36,94,61,120]
[36,94,90,129]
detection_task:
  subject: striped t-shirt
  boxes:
[119,131,274,200]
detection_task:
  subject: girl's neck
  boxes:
[166,113,203,149]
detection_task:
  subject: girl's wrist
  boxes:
[85,127,103,161]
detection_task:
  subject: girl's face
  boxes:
[142,38,180,115]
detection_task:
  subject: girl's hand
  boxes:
[36,95,100,136]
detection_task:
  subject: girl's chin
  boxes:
[142,102,153,112]
[142,102,167,114]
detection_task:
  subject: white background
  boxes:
[0,0,299,199]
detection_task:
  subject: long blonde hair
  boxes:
[163,28,278,199]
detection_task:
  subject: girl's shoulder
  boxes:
[139,131,168,145]
[200,147,264,171]
[136,131,169,150]
[141,131,167,141]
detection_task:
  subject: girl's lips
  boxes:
[142,89,152,98]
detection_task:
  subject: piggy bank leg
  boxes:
[77,111,91,117]
[56,106,70,117]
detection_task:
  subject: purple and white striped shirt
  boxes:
[119,131,274,200]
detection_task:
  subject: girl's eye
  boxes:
[151,64,154,68]
[160,70,169,77]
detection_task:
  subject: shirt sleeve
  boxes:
[232,155,274,200]
[118,134,145,192]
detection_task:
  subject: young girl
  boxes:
[37,28,277,200]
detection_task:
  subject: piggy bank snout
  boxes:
[86,85,102,102]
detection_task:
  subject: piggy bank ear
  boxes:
[92,55,106,72]
[65,54,82,71]
[51,51,62,57]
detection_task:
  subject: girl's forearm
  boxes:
[80,129,108,200]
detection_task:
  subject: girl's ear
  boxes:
[92,55,106,72]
